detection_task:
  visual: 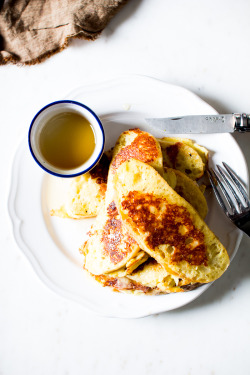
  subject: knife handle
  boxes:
[234,113,250,132]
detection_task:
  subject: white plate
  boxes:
[8,76,248,318]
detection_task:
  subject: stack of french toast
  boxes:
[51,129,230,295]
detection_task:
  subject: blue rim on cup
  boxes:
[28,100,105,178]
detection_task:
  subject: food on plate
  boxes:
[93,258,200,295]
[158,137,208,180]
[50,152,111,218]
[126,259,200,293]
[51,127,229,295]
[114,159,230,284]
[80,200,145,276]
[106,250,149,278]
[51,135,208,219]
[158,137,208,164]
[81,129,163,276]
[163,167,208,219]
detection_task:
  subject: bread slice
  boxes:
[158,137,208,164]
[158,137,208,180]
[81,129,163,275]
[106,250,149,278]
[114,159,230,283]
[111,128,163,176]
[163,167,208,219]
[126,258,199,293]
[93,274,161,295]
[92,258,200,295]
[50,152,110,219]
[80,200,143,275]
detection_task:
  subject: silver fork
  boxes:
[208,162,250,236]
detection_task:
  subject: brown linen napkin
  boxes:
[0,0,128,65]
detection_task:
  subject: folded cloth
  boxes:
[0,0,128,65]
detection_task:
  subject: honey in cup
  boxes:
[39,112,96,170]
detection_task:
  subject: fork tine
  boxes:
[207,170,230,216]
[217,165,244,211]
[211,168,237,214]
[222,162,249,205]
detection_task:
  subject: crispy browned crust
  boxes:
[164,142,182,169]
[101,201,137,264]
[121,191,208,267]
[111,129,160,172]
[89,153,110,185]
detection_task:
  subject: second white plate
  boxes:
[8,76,248,318]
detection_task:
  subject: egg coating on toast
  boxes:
[163,167,208,219]
[114,159,229,284]
[92,258,200,295]
[50,152,110,219]
[82,129,163,276]
[159,137,208,180]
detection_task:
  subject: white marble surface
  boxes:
[1,0,250,374]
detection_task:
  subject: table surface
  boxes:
[1,1,250,374]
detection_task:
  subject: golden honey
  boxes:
[39,112,95,170]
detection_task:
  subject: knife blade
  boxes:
[145,113,250,134]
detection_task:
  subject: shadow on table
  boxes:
[165,233,250,315]
[69,0,143,47]
[197,93,231,114]
[105,0,144,36]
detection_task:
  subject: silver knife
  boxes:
[145,113,250,134]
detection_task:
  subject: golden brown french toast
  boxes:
[163,167,208,219]
[82,129,163,276]
[50,153,110,219]
[158,137,208,180]
[114,159,230,283]
[93,258,199,295]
